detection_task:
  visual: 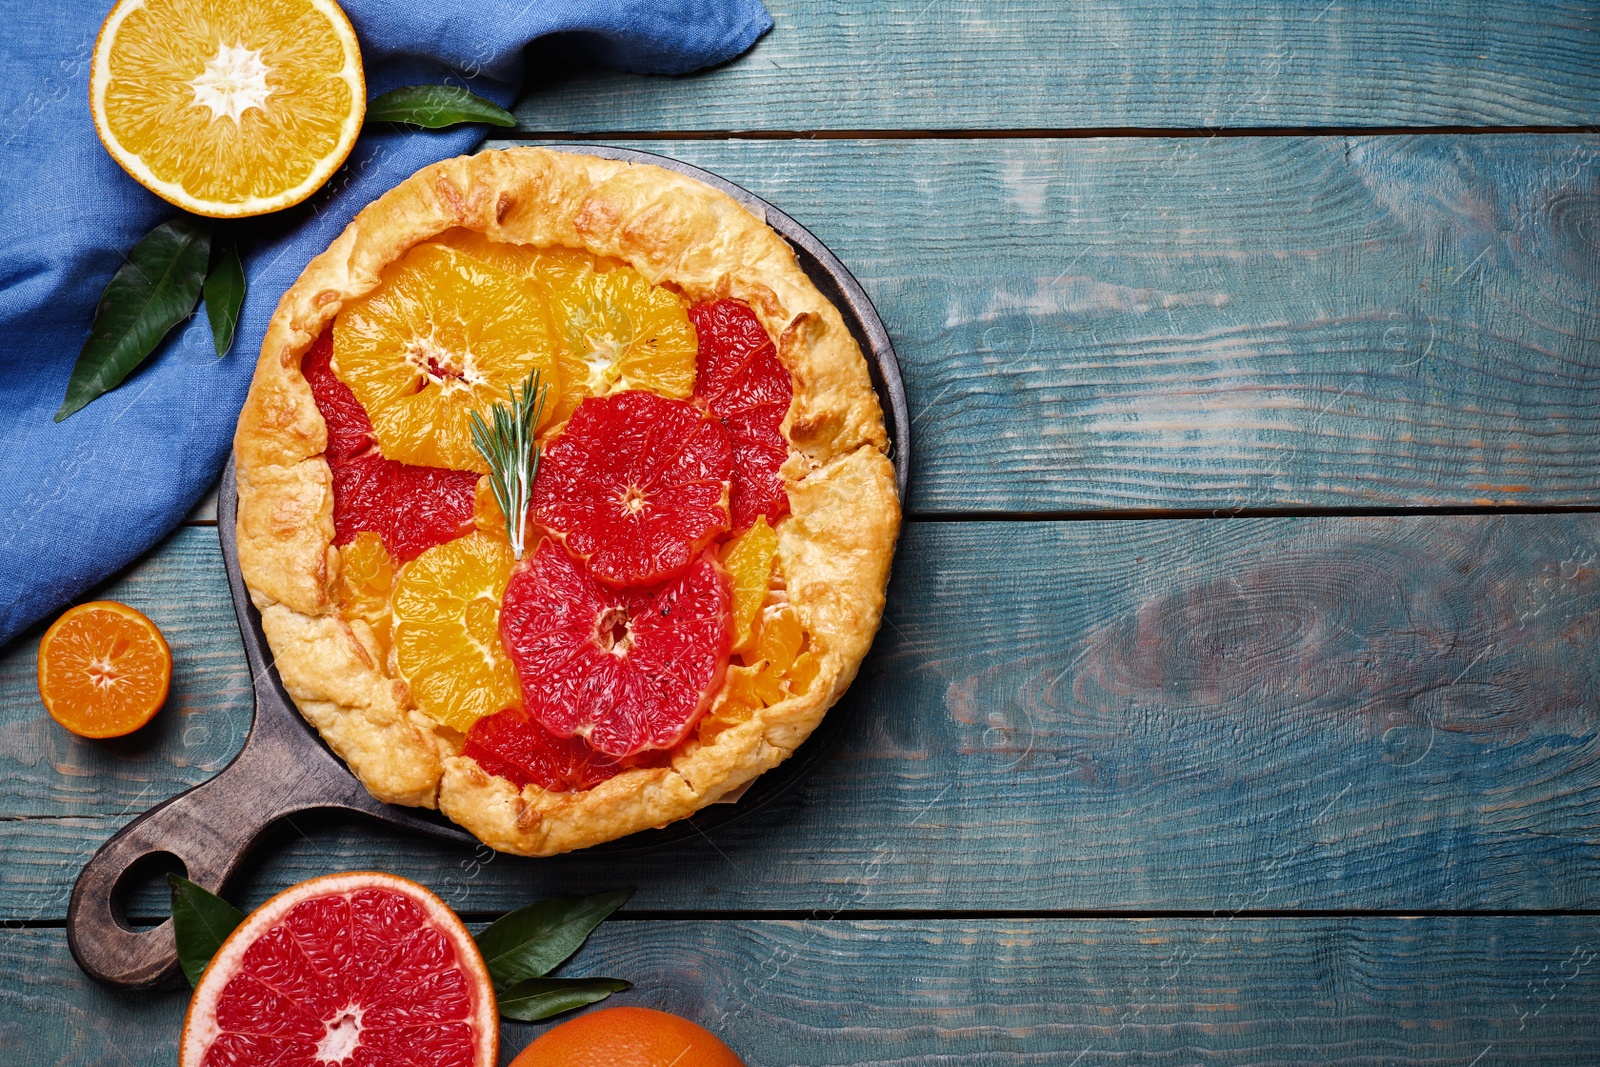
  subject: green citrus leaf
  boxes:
[56,216,210,422]
[167,873,244,988]
[497,976,631,1022]
[203,228,245,358]
[474,889,633,990]
[366,85,516,129]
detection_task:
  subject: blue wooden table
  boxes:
[4,2,1600,1062]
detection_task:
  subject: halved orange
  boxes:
[90,0,364,218]
[37,601,172,738]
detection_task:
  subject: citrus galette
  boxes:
[233,147,899,856]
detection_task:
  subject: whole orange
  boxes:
[510,1006,746,1067]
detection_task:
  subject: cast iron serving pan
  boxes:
[67,146,911,991]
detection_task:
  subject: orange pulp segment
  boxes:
[335,530,394,659]
[433,229,618,293]
[333,243,561,473]
[90,0,364,217]
[431,231,696,426]
[37,601,172,738]
[702,604,820,743]
[392,533,520,732]
[548,268,698,424]
[721,516,777,654]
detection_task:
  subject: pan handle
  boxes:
[66,732,316,990]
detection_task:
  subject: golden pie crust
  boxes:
[233,147,900,856]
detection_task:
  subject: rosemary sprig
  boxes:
[470,369,546,560]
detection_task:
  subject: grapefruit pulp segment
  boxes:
[537,391,736,588]
[723,404,791,531]
[533,391,733,587]
[461,708,670,793]
[303,330,478,562]
[500,542,732,758]
[689,299,794,530]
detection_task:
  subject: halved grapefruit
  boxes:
[180,871,496,1067]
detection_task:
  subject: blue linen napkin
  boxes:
[0,0,770,647]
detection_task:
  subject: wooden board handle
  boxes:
[66,735,303,990]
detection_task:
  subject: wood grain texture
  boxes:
[7,917,1600,1065]
[490,134,1600,513]
[184,480,218,524]
[0,527,252,820]
[7,515,1600,918]
[514,0,1600,131]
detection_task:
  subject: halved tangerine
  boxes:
[500,541,731,758]
[533,391,732,587]
[333,243,560,473]
[392,533,521,733]
[179,871,497,1067]
[304,330,478,562]
[37,601,171,739]
[689,299,793,529]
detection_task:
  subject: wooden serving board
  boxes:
[62,148,911,991]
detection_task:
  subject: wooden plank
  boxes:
[7,515,1600,918]
[7,917,1600,1064]
[0,527,252,820]
[514,0,1600,131]
[183,479,218,525]
[483,134,1600,512]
